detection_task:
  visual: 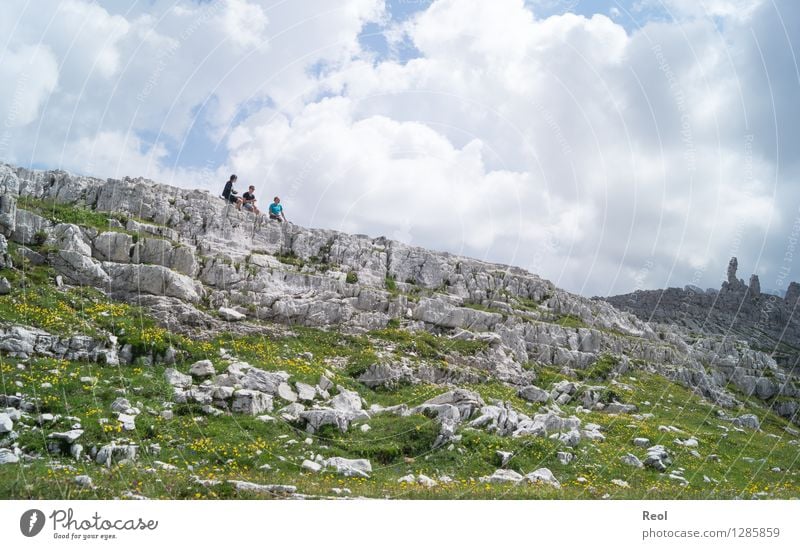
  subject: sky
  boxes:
[0,0,798,297]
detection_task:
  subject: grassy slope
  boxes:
[1,207,799,499]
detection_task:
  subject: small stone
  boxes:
[611,479,630,488]
[74,475,93,488]
[557,451,573,465]
[633,437,650,447]
[302,459,322,473]
[0,277,11,295]
[621,453,643,468]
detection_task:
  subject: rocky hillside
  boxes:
[0,163,798,499]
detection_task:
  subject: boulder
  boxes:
[323,457,372,478]
[96,443,137,467]
[164,368,192,389]
[189,360,216,378]
[621,453,643,468]
[525,468,561,489]
[358,363,413,389]
[295,382,317,402]
[0,413,12,434]
[732,414,760,430]
[0,449,19,465]
[518,385,550,403]
[231,390,273,415]
[479,469,524,484]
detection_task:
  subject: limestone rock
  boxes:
[323,457,372,478]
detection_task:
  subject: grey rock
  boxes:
[189,359,216,378]
[519,385,550,403]
[525,468,561,489]
[231,390,273,415]
[732,414,760,430]
[228,480,297,495]
[557,451,573,465]
[621,453,644,468]
[358,362,413,389]
[277,382,298,403]
[295,382,317,402]
[218,307,246,321]
[96,443,137,467]
[323,457,372,478]
[164,368,192,388]
[0,277,10,295]
[0,448,19,464]
[0,413,12,433]
[48,430,84,444]
[480,469,524,484]
[110,397,132,413]
[74,475,93,488]
[331,388,362,412]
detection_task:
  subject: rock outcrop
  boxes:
[1,164,799,425]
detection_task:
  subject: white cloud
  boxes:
[0,45,58,128]
[0,0,796,295]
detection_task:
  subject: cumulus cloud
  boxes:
[0,0,797,296]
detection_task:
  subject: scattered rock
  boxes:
[301,460,322,473]
[525,468,561,489]
[218,307,246,321]
[480,469,524,484]
[621,453,644,468]
[732,414,760,430]
[0,449,19,464]
[518,385,550,403]
[189,360,216,378]
[323,457,372,478]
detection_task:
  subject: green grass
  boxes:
[555,314,588,329]
[275,252,305,268]
[346,271,358,284]
[17,197,130,232]
[1,234,799,500]
[368,328,489,359]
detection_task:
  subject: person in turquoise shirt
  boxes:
[268,196,287,222]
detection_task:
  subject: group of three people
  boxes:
[222,174,286,222]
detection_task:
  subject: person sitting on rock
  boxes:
[221,174,242,210]
[268,196,286,222]
[241,185,260,215]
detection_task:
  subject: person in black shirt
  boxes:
[221,174,242,210]
[241,185,260,214]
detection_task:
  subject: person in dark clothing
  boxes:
[241,185,260,214]
[221,174,242,210]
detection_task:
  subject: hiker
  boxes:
[268,196,287,222]
[221,174,242,210]
[241,185,260,214]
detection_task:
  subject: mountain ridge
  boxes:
[1,162,799,499]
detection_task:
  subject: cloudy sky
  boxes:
[0,0,798,297]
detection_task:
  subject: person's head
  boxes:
[273,196,280,204]
[229,174,237,183]
[249,185,255,192]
